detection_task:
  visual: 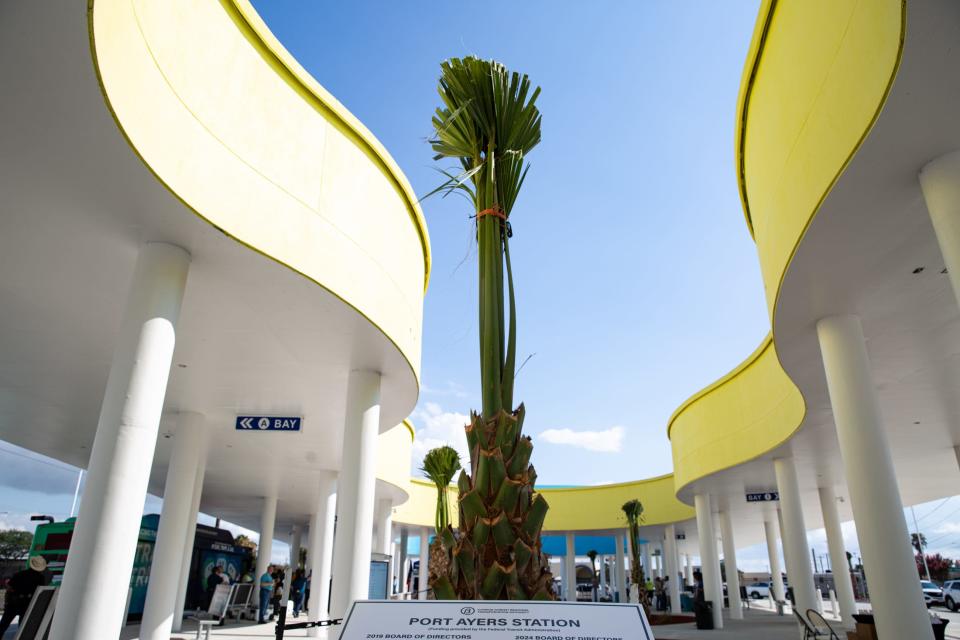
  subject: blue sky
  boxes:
[2,1,957,571]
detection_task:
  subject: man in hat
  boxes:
[0,555,47,636]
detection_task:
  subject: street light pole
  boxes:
[911,506,931,581]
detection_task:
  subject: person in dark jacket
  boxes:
[0,556,47,637]
[290,569,307,618]
[205,565,225,608]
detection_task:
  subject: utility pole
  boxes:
[811,548,819,574]
[911,506,931,581]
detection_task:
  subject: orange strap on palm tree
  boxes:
[476,207,506,220]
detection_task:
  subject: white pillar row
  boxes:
[49,243,190,640]
[564,532,576,602]
[330,370,382,617]
[376,499,394,556]
[307,476,336,632]
[141,412,207,640]
[684,554,693,587]
[664,525,682,615]
[307,472,337,635]
[614,530,627,602]
[817,315,934,639]
[694,493,723,630]
[255,496,278,589]
[762,515,785,602]
[172,448,207,632]
[641,543,652,584]
[418,528,429,599]
[819,485,857,630]
[718,511,742,619]
[920,150,960,305]
[774,456,817,617]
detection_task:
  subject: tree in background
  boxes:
[422,446,462,588]
[917,553,954,583]
[586,550,599,598]
[0,530,33,560]
[622,500,650,610]
[426,56,553,601]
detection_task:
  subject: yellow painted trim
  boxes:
[403,419,416,442]
[87,0,427,388]
[222,0,431,294]
[734,0,775,239]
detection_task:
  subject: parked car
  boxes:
[747,582,772,599]
[921,580,945,607]
[943,580,960,610]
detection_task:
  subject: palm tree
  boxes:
[622,500,649,608]
[426,56,553,601]
[421,447,462,535]
[586,550,599,600]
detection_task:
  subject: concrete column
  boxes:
[141,412,206,640]
[694,493,723,630]
[598,554,607,595]
[281,524,302,603]
[376,499,393,556]
[817,315,933,639]
[256,496,278,587]
[774,456,817,617]
[920,150,960,306]
[50,242,190,640]
[684,554,693,587]
[330,370,381,617]
[641,543,652,584]
[614,530,627,602]
[390,542,398,595]
[564,532,576,601]
[718,511,742,619]
[399,529,409,593]
[818,486,857,629]
[307,472,336,635]
[172,449,207,631]
[762,516,785,601]
[664,525,682,615]
[418,529,429,599]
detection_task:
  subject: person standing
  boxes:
[205,566,224,609]
[0,556,47,636]
[257,564,274,624]
[290,569,307,618]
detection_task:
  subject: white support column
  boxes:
[307,473,336,635]
[564,532,576,601]
[684,554,693,587]
[817,315,934,640]
[418,529,429,599]
[172,451,207,631]
[818,486,857,630]
[664,525,682,615]
[920,150,960,306]
[598,554,607,595]
[614,530,627,602]
[330,370,381,617]
[762,515,785,602]
[399,528,409,593]
[718,511,742,619]
[694,493,723,630]
[50,242,190,640]
[641,543,652,585]
[774,456,817,617]
[376,499,393,556]
[141,412,206,640]
[256,496,278,587]
[281,524,302,604]
[390,542,398,595]
[693,493,723,629]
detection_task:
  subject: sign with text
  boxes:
[339,600,654,640]
[235,416,302,432]
[746,491,779,503]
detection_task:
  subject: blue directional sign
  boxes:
[746,491,779,503]
[235,416,302,432]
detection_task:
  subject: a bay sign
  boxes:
[746,491,779,503]
[235,416,302,432]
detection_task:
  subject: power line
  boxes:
[0,445,78,473]
[917,497,953,523]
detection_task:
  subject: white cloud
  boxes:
[538,426,625,453]
[410,402,471,475]
[420,380,469,399]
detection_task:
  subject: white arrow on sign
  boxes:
[239,417,254,429]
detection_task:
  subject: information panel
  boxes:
[340,600,655,640]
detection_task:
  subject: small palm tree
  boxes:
[421,447,462,535]
[586,550,599,599]
[622,499,650,609]
[426,56,553,601]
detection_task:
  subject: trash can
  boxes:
[694,600,714,630]
[680,593,694,613]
